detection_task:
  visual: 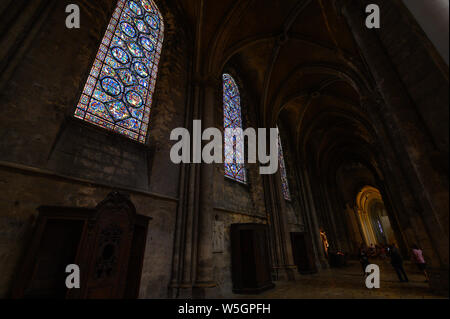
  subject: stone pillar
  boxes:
[169,76,219,298]
[322,185,343,251]
[336,0,448,292]
[294,164,326,269]
[192,78,218,297]
[301,166,329,268]
[169,78,199,298]
[269,169,299,281]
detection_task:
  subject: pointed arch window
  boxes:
[74,0,164,143]
[223,74,246,183]
[278,131,291,201]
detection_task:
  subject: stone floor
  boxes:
[233,260,448,299]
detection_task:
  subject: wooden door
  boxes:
[290,232,317,274]
[230,224,274,294]
[253,227,272,286]
[11,208,92,299]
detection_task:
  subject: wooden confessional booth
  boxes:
[11,192,151,299]
[290,232,317,274]
[230,223,274,294]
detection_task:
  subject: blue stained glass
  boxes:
[141,0,153,12]
[127,42,144,57]
[223,74,246,183]
[93,89,113,103]
[105,56,120,69]
[146,15,160,29]
[117,69,135,86]
[135,19,150,33]
[278,131,291,201]
[140,37,155,52]
[128,1,143,16]
[119,117,140,131]
[89,100,110,119]
[106,101,130,121]
[130,107,144,120]
[120,22,137,38]
[101,77,122,96]
[133,62,149,78]
[75,0,164,142]
[111,47,130,64]
[103,65,116,77]
[126,91,144,107]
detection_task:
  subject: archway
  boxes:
[356,186,396,247]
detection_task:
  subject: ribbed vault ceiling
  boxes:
[178,0,380,181]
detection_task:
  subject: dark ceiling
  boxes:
[178,0,379,184]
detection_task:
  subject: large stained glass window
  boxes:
[278,131,291,201]
[223,74,246,183]
[74,0,164,143]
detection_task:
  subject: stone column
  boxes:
[301,166,329,268]
[192,77,218,297]
[169,77,200,298]
[294,164,325,270]
[336,0,448,291]
[169,76,219,298]
[269,169,299,281]
[322,185,343,251]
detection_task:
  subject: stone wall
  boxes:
[0,164,178,298]
[376,0,449,241]
[379,0,448,157]
[0,0,191,298]
[210,66,270,296]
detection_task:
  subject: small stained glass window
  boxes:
[278,131,291,201]
[74,0,164,143]
[223,74,246,183]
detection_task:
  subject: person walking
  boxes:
[389,244,409,282]
[411,244,429,282]
[358,243,370,276]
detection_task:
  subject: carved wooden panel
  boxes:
[71,192,136,299]
[12,192,150,299]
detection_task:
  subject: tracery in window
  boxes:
[223,73,246,183]
[278,131,291,200]
[74,0,164,143]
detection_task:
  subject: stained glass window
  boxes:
[223,74,246,183]
[278,131,291,201]
[74,0,164,143]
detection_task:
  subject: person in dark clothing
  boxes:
[389,244,409,282]
[358,243,370,276]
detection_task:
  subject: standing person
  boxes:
[358,243,370,276]
[368,244,375,257]
[389,244,409,282]
[411,244,429,282]
[379,244,387,260]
